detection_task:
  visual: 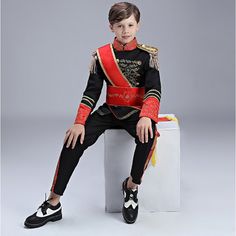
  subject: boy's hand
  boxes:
[136,117,153,143]
[64,124,85,149]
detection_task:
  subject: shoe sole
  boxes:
[24,213,62,228]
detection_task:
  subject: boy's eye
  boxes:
[129,24,134,27]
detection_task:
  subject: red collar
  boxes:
[113,37,137,51]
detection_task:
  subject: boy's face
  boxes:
[110,14,140,45]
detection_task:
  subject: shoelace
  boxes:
[128,191,137,201]
[127,188,138,201]
[37,193,54,215]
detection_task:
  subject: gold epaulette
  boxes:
[137,44,159,70]
[137,44,158,54]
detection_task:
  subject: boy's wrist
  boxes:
[73,123,85,127]
[139,116,151,121]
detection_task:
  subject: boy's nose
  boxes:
[123,26,129,33]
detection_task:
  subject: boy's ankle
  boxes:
[47,198,60,206]
[127,177,138,190]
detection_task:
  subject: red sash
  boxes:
[106,85,145,106]
[97,44,131,87]
[97,44,144,107]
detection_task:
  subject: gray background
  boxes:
[2,0,235,235]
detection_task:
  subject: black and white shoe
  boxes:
[24,195,62,228]
[122,177,139,224]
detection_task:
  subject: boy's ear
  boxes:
[109,24,114,32]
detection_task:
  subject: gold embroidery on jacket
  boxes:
[117,59,142,87]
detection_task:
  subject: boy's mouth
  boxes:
[122,36,132,41]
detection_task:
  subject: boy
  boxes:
[24,1,161,227]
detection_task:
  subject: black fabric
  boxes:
[50,110,157,196]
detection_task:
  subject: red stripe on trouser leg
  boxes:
[140,130,159,182]
[50,155,61,193]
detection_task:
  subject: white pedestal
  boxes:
[104,114,180,213]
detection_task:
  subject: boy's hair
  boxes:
[108,2,140,25]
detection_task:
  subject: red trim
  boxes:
[139,97,160,123]
[158,117,174,122]
[139,130,159,184]
[106,86,145,107]
[143,130,159,171]
[74,103,92,125]
[113,37,138,51]
[50,154,61,193]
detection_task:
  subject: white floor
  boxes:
[1,115,235,236]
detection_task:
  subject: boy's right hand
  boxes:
[64,124,85,149]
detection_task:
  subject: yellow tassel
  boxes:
[151,138,158,167]
[151,147,157,166]
[150,116,179,167]
[166,115,179,124]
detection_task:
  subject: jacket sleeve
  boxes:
[139,51,161,123]
[74,52,104,125]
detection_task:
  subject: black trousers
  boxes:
[50,110,159,196]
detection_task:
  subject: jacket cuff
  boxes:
[139,97,160,123]
[74,103,92,125]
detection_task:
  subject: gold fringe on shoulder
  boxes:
[89,51,98,74]
[149,51,159,70]
[137,44,159,70]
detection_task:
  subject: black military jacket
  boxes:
[74,37,161,124]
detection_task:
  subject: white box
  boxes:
[104,114,180,213]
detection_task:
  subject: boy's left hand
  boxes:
[136,117,153,143]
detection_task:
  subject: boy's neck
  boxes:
[113,37,137,51]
